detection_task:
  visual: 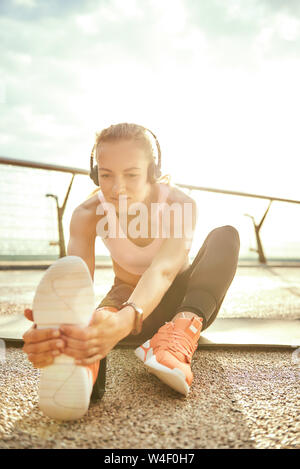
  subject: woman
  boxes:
[23,123,240,418]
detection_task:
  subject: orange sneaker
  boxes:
[135,316,203,396]
[32,256,104,420]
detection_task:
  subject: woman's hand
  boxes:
[59,307,131,365]
[22,309,65,368]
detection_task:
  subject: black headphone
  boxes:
[89,126,162,186]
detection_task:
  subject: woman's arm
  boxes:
[118,198,197,335]
[67,206,96,280]
[118,237,191,335]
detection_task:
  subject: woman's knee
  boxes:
[211,225,240,250]
[223,225,240,240]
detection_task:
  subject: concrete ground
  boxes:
[0,265,299,449]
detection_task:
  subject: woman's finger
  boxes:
[63,344,101,360]
[22,324,36,340]
[76,353,104,366]
[62,335,99,351]
[23,327,61,344]
[59,324,99,341]
[23,338,65,355]
[27,353,56,368]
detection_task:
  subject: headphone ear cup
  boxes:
[147,162,156,183]
[90,164,99,186]
[154,165,161,179]
[147,162,161,182]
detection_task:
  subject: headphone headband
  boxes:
[141,127,161,171]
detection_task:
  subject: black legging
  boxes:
[97,225,240,344]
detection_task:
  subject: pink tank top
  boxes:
[96,183,170,275]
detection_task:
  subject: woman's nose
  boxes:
[112,180,126,196]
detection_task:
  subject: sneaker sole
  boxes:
[32,256,95,420]
[135,348,190,396]
[38,360,92,420]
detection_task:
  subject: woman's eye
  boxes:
[99,174,138,179]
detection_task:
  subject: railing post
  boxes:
[46,174,75,258]
[245,200,273,264]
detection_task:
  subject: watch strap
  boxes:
[121,301,143,335]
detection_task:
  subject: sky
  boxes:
[0,0,299,258]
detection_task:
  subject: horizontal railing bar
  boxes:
[1,156,299,205]
[0,156,88,176]
[176,183,300,205]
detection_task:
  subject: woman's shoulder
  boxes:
[73,189,104,221]
[153,183,197,240]
[164,182,197,208]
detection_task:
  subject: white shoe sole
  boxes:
[135,346,190,396]
[32,256,95,420]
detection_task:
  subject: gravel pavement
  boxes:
[0,266,299,449]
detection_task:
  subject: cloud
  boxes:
[0,0,299,201]
[185,0,300,65]
[0,0,97,21]
[13,0,37,8]
[262,0,300,16]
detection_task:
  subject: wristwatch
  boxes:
[121,301,144,335]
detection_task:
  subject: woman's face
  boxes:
[96,139,152,208]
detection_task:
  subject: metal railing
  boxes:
[176,183,300,263]
[1,156,300,264]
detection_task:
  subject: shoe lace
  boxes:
[155,322,198,364]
